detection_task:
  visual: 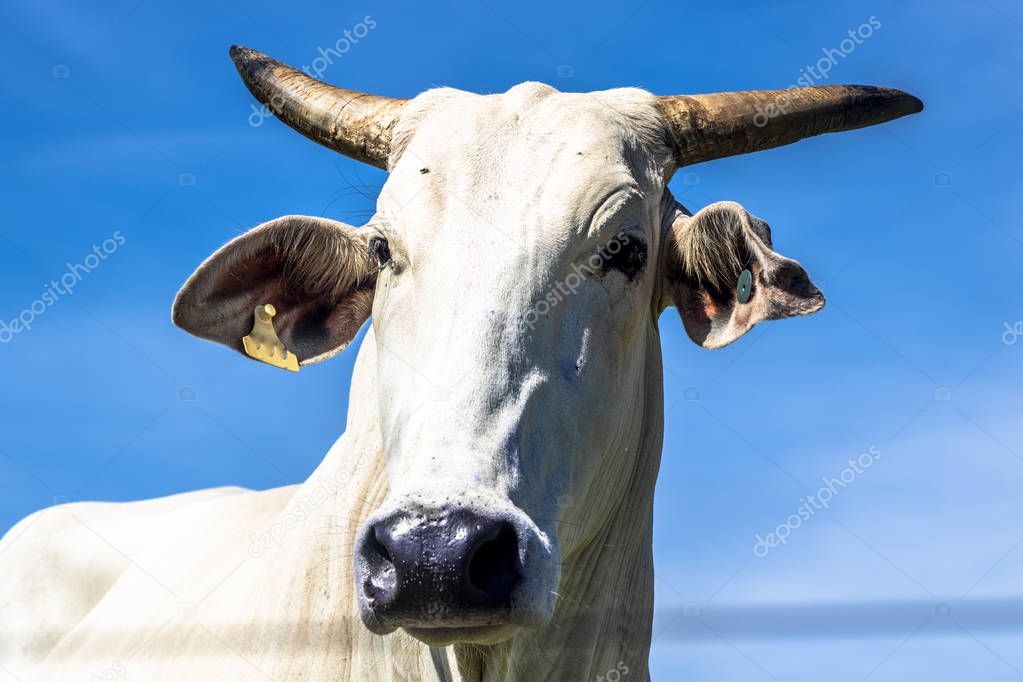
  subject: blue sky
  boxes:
[1,0,1021,679]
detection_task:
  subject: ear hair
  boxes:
[173,215,377,366]
[664,201,823,349]
[270,218,374,299]
[672,201,758,296]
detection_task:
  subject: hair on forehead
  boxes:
[388,87,467,166]
[388,84,671,168]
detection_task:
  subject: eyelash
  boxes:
[602,234,647,281]
[368,236,391,267]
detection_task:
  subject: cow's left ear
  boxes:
[663,202,824,349]
[173,215,376,366]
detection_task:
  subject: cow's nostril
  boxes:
[362,525,398,605]
[466,522,520,601]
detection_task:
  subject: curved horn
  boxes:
[658,85,923,167]
[229,46,407,170]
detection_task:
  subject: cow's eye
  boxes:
[368,236,391,267]
[602,233,647,281]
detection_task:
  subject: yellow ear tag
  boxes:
[242,304,299,372]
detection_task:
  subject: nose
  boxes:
[356,509,523,627]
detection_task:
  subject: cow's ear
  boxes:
[663,202,824,349]
[173,215,376,365]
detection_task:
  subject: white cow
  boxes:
[0,47,922,681]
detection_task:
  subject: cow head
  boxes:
[173,47,921,646]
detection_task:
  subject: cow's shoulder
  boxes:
[1,486,250,556]
[35,483,303,680]
[0,487,249,670]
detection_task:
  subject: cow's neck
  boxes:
[319,328,664,681]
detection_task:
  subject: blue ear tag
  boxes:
[736,269,753,304]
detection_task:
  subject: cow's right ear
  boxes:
[662,202,824,349]
[173,215,376,366]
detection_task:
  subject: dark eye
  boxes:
[602,232,647,281]
[368,236,391,266]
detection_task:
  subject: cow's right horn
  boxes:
[658,85,923,167]
[230,46,407,170]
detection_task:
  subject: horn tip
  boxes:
[229,45,269,70]
[843,85,923,121]
[866,85,924,115]
[879,86,924,114]
[882,87,925,120]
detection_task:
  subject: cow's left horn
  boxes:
[658,85,923,167]
[230,46,407,170]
